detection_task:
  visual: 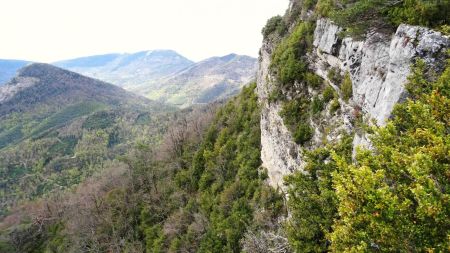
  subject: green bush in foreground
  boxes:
[285,58,450,252]
[331,59,450,252]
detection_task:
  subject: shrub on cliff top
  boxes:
[262,15,287,39]
[271,22,315,86]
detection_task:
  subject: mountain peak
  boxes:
[220,53,238,61]
[18,62,71,78]
[0,63,153,117]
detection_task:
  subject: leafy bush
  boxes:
[271,22,315,86]
[330,59,450,252]
[280,98,310,126]
[330,98,340,114]
[404,59,432,99]
[305,72,323,89]
[262,15,287,39]
[311,96,324,115]
[285,135,353,252]
[315,0,334,17]
[341,72,353,102]
[327,67,342,85]
[293,123,314,145]
[387,0,450,28]
[322,85,335,103]
[268,88,283,103]
[329,0,450,36]
[285,57,450,252]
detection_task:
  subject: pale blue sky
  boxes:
[0,0,288,62]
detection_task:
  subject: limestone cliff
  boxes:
[258,12,449,188]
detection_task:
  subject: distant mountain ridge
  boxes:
[150,53,257,107]
[0,50,257,108]
[54,50,258,107]
[54,50,194,89]
[0,63,157,117]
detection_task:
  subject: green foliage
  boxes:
[262,15,287,39]
[0,125,23,149]
[322,85,336,103]
[31,102,105,137]
[268,87,283,104]
[144,225,165,253]
[279,96,316,145]
[328,0,450,36]
[330,98,340,114]
[387,0,450,28]
[180,83,283,251]
[306,73,324,89]
[82,111,116,130]
[271,22,315,86]
[315,0,334,17]
[330,60,450,251]
[293,123,314,145]
[284,58,450,251]
[73,83,284,253]
[440,24,450,35]
[327,67,342,85]
[285,134,353,252]
[135,113,152,125]
[280,98,310,126]
[341,71,353,102]
[0,103,170,216]
[47,136,78,156]
[311,96,324,115]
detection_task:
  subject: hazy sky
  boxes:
[0,0,288,62]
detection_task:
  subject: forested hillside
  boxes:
[0,64,174,217]
[0,0,449,252]
[1,84,285,252]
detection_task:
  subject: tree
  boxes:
[330,59,450,251]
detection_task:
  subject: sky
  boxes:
[0,0,289,62]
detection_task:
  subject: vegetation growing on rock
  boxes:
[285,58,450,252]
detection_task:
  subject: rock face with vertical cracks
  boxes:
[257,17,449,187]
[314,18,449,125]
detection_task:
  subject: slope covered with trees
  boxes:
[1,83,286,253]
[1,0,449,252]
[0,63,174,217]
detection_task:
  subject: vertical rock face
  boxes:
[257,17,449,187]
[314,18,449,124]
[258,41,304,188]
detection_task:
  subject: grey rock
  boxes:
[258,18,449,187]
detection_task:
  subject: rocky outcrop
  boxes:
[258,41,304,188]
[0,76,38,103]
[258,18,449,187]
[314,18,449,125]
